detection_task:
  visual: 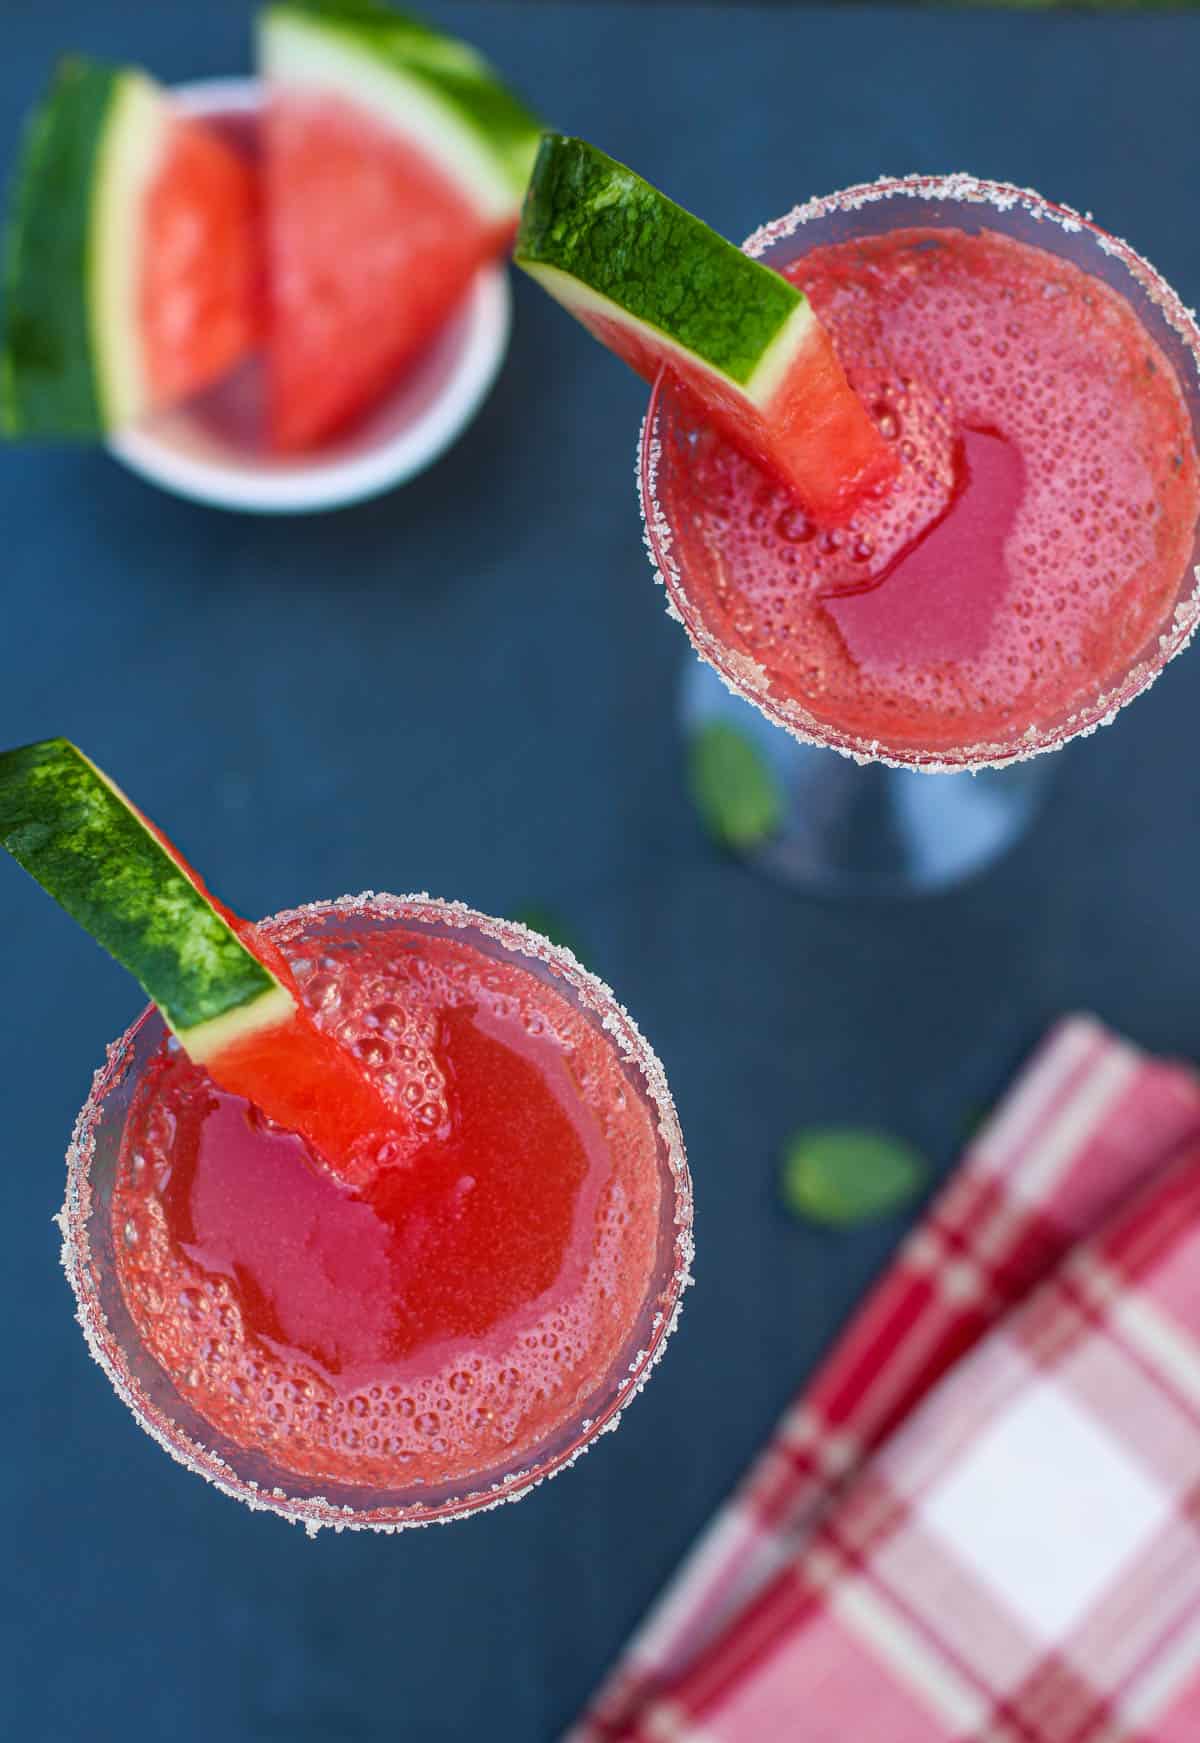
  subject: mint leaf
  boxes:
[781,1128,929,1227]
[511,906,584,959]
[688,722,783,851]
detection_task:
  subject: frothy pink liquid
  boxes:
[671,228,1200,756]
[110,925,663,1492]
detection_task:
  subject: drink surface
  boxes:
[110,922,663,1491]
[668,227,1200,756]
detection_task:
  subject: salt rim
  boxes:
[59,891,693,1535]
[639,172,1200,773]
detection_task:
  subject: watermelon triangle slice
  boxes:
[2,58,259,438]
[259,1,542,450]
[515,135,898,523]
[0,739,404,1187]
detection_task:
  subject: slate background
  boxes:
[3,3,1200,1738]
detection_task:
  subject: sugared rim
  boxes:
[640,171,1200,772]
[60,892,693,1534]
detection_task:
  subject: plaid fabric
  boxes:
[573,1018,1200,1743]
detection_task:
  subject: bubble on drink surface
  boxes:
[776,505,815,544]
[305,974,340,1011]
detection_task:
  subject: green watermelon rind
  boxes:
[1,58,164,438]
[514,134,817,402]
[260,1,542,221]
[0,739,291,1050]
[88,71,169,429]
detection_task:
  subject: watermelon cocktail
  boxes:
[518,153,1200,889]
[648,179,1200,887]
[644,175,1200,769]
[66,896,689,1530]
[0,745,690,1530]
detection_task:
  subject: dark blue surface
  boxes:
[4,3,1200,1738]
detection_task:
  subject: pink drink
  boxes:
[646,178,1200,767]
[63,897,692,1530]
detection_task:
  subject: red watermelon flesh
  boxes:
[264,93,511,452]
[590,308,896,524]
[135,805,408,1188]
[191,991,406,1190]
[140,115,262,411]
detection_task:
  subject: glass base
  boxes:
[681,662,1055,897]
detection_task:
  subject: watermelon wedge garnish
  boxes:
[1,58,259,438]
[514,135,898,523]
[259,0,542,450]
[0,739,401,1185]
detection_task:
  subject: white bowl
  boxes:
[107,78,512,514]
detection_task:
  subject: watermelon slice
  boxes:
[1,58,259,438]
[515,135,898,523]
[259,0,541,450]
[0,739,401,1185]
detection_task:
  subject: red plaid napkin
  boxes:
[574,1018,1200,1743]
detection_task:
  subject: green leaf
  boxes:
[781,1128,929,1228]
[511,906,584,960]
[688,722,784,852]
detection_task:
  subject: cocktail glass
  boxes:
[61,893,692,1533]
[641,175,1200,895]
